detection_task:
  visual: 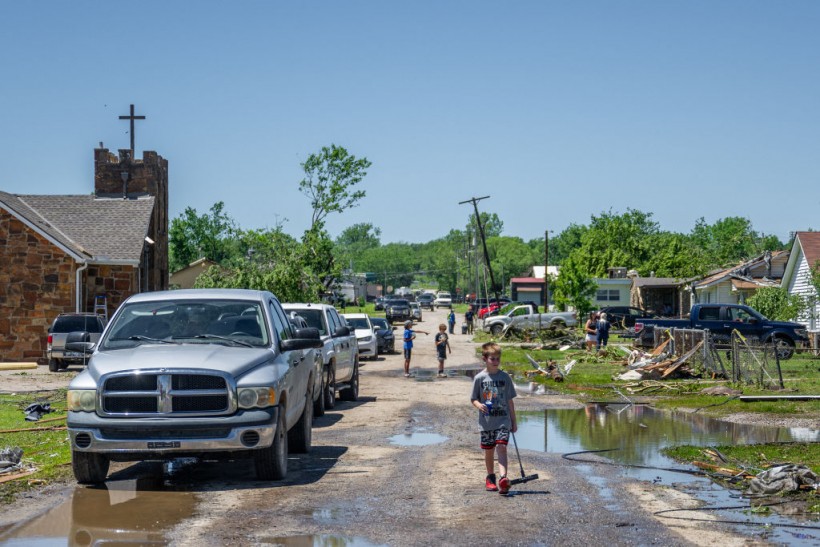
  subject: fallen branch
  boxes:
[0,426,67,434]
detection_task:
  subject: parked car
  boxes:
[417,293,436,311]
[370,316,396,354]
[634,303,808,359]
[65,289,323,484]
[410,302,423,322]
[342,313,378,361]
[598,306,655,329]
[434,292,452,308]
[477,298,516,319]
[384,298,411,324]
[283,302,360,412]
[374,297,385,311]
[47,313,106,372]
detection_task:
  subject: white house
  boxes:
[781,232,820,330]
[691,250,789,305]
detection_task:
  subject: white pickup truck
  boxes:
[483,304,578,336]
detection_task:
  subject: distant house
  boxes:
[691,250,789,306]
[0,148,169,362]
[170,257,217,289]
[593,268,632,309]
[522,265,560,309]
[781,232,820,330]
[630,275,692,316]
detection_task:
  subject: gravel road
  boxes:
[0,306,779,546]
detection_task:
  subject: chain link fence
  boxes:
[651,327,783,388]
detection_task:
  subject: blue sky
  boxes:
[1,1,818,245]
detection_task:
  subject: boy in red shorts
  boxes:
[470,342,517,494]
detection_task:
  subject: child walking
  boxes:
[434,323,451,378]
[403,320,429,377]
[470,342,517,494]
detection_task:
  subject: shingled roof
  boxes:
[0,191,155,263]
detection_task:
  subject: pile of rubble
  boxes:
[616,338,708,381]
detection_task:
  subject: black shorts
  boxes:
[437,347,447,360]
[480,427,510,449]
[404,348,412,359]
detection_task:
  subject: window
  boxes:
[698,307,720,321]
[596,289,620,302]
[269,301,292,342]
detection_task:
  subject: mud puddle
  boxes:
[515,405,820,545]
[0,473,198,545]
[389,432,448,446]
[258,534,386,545]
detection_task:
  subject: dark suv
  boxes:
[417,293,436,311]
[384,298,411,324]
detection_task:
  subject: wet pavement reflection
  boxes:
[515,405,820,545]
[0,475,197,546]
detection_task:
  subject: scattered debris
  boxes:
[24,403,53,422]
[699,386,743,396]
[0,447,24,476]
[747,464,819,496]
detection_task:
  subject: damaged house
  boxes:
[782,231,820,331]
[691,250,789,306]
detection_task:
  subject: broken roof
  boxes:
[693,250,789,290]
[0,191,154,263]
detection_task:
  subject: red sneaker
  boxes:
[485,474,498,491]
[498,475,510,495]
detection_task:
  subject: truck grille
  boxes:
[100,370,236,417]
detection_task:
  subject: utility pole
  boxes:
[459,195,500,306]
[544,230,550,312]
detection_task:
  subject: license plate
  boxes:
[64,351,84,358]
[147,441,180,449]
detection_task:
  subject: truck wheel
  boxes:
[289,385,313,453]
[255,408,288,480]
[72,451,109,484]
[774,337,795,360]
[490,324,504,336]
[339,361,359,402]
[324,365,336,410]
[313,370,326,418]
[48,359,59,372]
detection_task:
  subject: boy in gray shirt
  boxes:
[470,342,517,494]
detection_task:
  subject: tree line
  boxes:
[169,143,811,314]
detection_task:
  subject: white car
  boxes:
[434,291,452,308]
[410,302,423,322]
[341,313,378,361]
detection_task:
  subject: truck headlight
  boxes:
[67,390,96,412]
[796,328,808,339]
[238,387,276,409]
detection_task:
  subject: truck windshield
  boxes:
[102,299,269,349]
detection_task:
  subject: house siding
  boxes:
[788,253,820,330]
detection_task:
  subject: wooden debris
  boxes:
[0,469,37,484]
[692,460,755,479]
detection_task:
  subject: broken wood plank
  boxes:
[0,470,37,484]
[0,426,66,434]
[661,341,704,378]
[650,338,671,357]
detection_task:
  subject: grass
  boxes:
[0,389,73,502]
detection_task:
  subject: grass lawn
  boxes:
[0,389,72,502]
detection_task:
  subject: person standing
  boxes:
[596,312,611,352]
[403,320,429,377]
[447,309,456,334]
[470,342,517,495]
[584,312,598,351]
[435,323,451,377]
[464,306,475,335]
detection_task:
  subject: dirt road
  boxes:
[1,307,762,545]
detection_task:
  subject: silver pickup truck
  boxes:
[47,313,106,372]
[65,289,322,484]
[483,304,578,336]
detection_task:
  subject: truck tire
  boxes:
[72,451,109,484]
[48,359,59,372]
[773,337,795,360]
[255,408,287,480]
[313,369,326,418]
[339,361,359,402]
[324,364,336,410]
[290,384,313,453]
[490,323,504,336]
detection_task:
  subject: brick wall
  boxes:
[0,210,138,362]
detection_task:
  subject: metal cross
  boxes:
[118,104,146,154]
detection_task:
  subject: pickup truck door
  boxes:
[327,308,353,380]
[269,300,308,428]
[691,305,723,332]
[724,306,761,339]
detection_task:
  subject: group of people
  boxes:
[583,311,611,351]
[401,320,451,378]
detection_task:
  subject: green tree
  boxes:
[689,216,783,268]
[487,236,537,290]
[334,223,382,271]
[528,224,587,266]
[299,144,372,229]
[746,287,805,321]
[550,253,597,315]
[169,202,237,272]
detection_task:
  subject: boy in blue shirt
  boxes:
[403,320,428,377]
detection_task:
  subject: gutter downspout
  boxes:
[76,261,88,313]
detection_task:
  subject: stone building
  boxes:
[0,147,169,362]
